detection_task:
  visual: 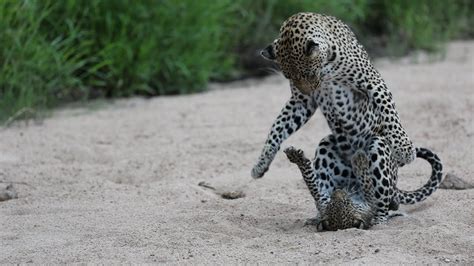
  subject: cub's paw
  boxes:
[284,146,307,165]
[351,149,370,177]
[372,215,388,225]
[304,217,325,231]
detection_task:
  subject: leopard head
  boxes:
[260,13,336,94]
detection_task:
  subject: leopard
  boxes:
[284,146,442,230]
[250,12,444,225]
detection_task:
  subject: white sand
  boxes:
[1,41,473,264]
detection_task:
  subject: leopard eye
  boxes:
[305,40,318,56]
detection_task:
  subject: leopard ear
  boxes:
[261,44,276,61]
[305,40,319,56]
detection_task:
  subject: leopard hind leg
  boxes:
[362,135,400,224]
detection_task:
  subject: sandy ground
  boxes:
[1,41,473,264]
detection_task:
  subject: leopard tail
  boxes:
[396,147,443,204]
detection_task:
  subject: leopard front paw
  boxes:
[251,145,278,179]
[251,163,269,179]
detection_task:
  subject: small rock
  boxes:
[374,248,380,253]
[439,172,474,190]
[221,190,245,200]
[0,184,18,202]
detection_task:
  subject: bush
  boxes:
[0,1,85,121]
[0,0,240,121]
[0,0,472,122]
[365,0,473,54]
[41,0,240,96]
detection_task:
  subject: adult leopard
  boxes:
[251,13,443,224]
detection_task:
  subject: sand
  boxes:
[1,41,473,264]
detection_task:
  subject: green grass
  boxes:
[40,0,240,96]
[0,1,85,121]
[0,0,472,122]
[366,0,473,55]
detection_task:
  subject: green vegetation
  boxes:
[367,0,473,54]
[0,0,472,122]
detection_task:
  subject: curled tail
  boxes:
[396,147,443,204]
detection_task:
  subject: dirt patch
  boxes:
[198,181,246,200]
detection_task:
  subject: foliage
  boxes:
[0,0,472,122]
[367,0,473,54]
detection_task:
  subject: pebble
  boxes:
[0,184,17,202]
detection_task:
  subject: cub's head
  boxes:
[261,13,336,94]
[319,189,374,231]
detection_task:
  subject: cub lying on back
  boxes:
[285,146,442,230]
